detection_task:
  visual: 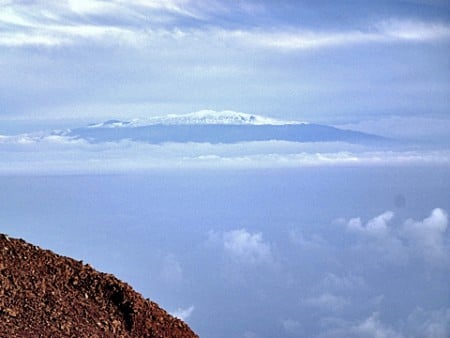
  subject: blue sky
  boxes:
[1,0,449,124]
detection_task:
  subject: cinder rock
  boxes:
[0,234,198,338]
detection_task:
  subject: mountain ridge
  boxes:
[72,123,386,145]
[87,110,305,128]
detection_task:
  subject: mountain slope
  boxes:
[72,123,384,144]
[0,234,198,338]
[70,111,385,145]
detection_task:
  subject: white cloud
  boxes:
[159,254,183,285]
[124,0,203,18]
[304,293,349,313]
[402,208,448,264]
[351,313,403,338]
[243,331,260,338]
[0,23,146,47]
[336,116,450,143]
[341,209,449,266]
[233,19,450,51]
[0,6,34,26]
[319,308,450,338]
[344,211,408,264]
[319,273,366,292]
[66,0,113,15]
[288,230,326,249]
[1,1,449,48]
[170,305,195,321]
[0,133,88,147]
[378,19,450,41]
[0,1,184,47]
[221,229,272,265]
[346,211,394,237]
[281,319,302,335]
[406,307,450,338]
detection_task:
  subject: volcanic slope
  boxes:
[0,234,198,338]
[69,111,386,145]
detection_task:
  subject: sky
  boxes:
[1,0,450,173]
[0,0,449,125]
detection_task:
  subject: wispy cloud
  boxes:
[281,319,302,335]
[337,117,450,143]
[318,273,366,293]
[227,19,450,50]
[406,308,450,338]
[304,293,349,313]
[320,308,450,338]
[1,1,449,48]
[159,254,183,286]
[0,0,191,47]
[350,313,403,338]
[170,305,195,321]
[377,19,450,40]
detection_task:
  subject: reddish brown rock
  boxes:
[0,234,198,338]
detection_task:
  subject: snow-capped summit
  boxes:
[144,110,305,126]
[71,111,386,145]
[87,120,133,128]
[87,110,306,128]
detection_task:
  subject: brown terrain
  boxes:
[0,234,198,338]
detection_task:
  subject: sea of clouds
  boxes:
[1,131,450,174]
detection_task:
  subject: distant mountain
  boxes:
[87,110,304,128]
[69,111,386,145]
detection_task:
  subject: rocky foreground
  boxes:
[0,234,198,337]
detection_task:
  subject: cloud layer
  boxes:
[1,129,450,174]
[1,1,449,49]
[289,208,450,337]
[1,1,448,125]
